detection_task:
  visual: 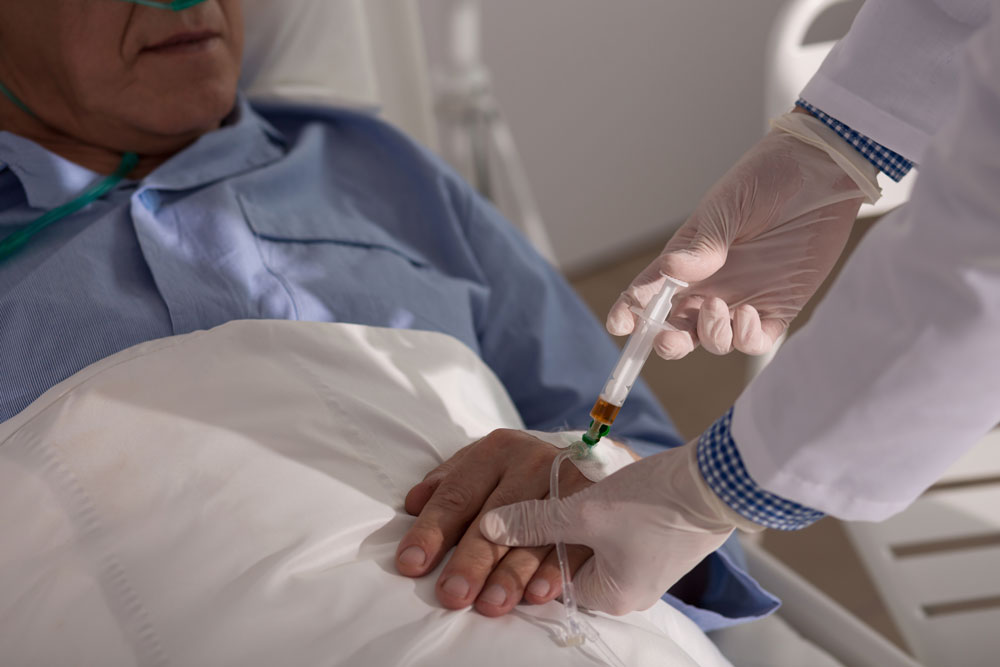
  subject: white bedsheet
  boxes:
[0,320,732,666]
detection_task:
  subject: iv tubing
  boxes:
[551,447,586,645]
[550,445,625,667]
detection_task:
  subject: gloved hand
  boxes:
[608,110,882,359]
[480,441,762,615]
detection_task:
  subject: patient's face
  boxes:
[0,0,243,154]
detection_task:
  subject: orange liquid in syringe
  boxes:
[590,397,621,426]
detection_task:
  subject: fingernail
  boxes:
[527,578,551,598]
[398,546,426,567]
[442,575,470,599]
[607,318,627,336]
[479,583,507,606]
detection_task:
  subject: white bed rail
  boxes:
[742,540,923,667]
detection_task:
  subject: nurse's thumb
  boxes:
[654,243,727,285]
[480,498,575,548]
[572,557,650,616]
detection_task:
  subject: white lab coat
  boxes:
[733,0,1000,520]
[800,0,990,162]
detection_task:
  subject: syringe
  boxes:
[582,274,688,445]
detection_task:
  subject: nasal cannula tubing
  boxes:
[549,273,686,664]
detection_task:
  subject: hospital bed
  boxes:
[236,2,928,665]
[0,2,927,666]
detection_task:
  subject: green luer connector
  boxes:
[581,420,610,446]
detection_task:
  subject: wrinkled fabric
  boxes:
[0,320,732,667]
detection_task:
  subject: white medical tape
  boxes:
[524,430,637,483]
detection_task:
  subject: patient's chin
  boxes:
[106,73,240,144]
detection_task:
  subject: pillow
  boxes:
[0,320,731,666]
[240,0,380,110]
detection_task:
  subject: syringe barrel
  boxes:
[599,274,687,407]
[600,318,660,406]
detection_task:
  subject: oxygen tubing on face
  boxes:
[0,80,139,263]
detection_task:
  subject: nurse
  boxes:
[483,0,1000,614]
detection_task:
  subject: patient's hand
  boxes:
[396,429,610,617]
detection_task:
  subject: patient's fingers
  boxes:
[396,428,599,617]
[473,543,592,616]
[477,448,603,614]
[447,458,592,615]
[395,442,501,578]
[522,544,592,606]
[471,545,553,616]
[433,465,555,610]
[403,444,472,516]
[403,480,439,517]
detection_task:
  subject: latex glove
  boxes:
[395,428,636,618]
[480,441,762,615]
[608,111,882,359]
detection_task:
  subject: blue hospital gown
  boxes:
[0,96,776,630]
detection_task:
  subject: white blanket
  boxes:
[0,320,731,667]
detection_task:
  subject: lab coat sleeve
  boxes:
[800,0,990,162]
[732,2,1000,522]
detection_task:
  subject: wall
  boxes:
[420,0,862,274]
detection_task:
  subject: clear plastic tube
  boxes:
[550,444,625,667]
[599,274,687,408]
[551,447,587,645]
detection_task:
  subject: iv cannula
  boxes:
[583,274,687,445]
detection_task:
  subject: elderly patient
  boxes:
[0,0,773,630]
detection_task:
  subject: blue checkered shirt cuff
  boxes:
[697,408,825,531]
[795,99,914,182]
